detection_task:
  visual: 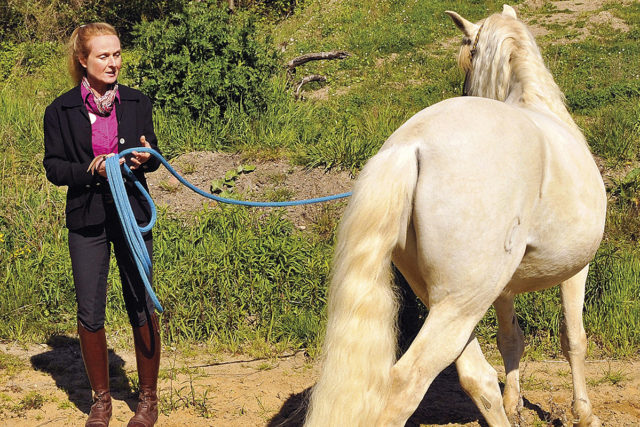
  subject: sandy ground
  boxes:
[1,339,639,426]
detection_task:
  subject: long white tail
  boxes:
[305,144,420,426]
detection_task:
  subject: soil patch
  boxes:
[146,151,354,228]
[519,0,630,41]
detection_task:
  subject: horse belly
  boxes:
[507,235,600,293]
[507,183,605,293]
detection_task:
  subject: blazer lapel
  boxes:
[116,97,125,124]
[60,86,93,158]
[116,86,139,126]
[61,86,90,122]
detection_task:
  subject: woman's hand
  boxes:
[130,135,152,170]
[88,153,125,178]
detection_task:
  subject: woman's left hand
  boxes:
[130,135,152,170]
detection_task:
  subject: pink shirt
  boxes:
[81,83,120,157]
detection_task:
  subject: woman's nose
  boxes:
[107,56,116,66]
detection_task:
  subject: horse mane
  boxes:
[459,13,579,131]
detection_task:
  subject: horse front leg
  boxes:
[494,295,524,425]
[560,266,601,427]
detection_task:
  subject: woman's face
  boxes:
[79,35,122,92]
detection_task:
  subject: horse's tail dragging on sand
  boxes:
[305,144,418,426]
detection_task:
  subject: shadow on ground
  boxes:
[266,365,485,427]
[267,363,560,427]
[29,334,136,414]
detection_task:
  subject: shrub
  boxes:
[0,42,19,79]
[237,0,304,19]
[0,0,185,43]
[133,1,280,122]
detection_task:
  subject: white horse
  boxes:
[305,5,605,427]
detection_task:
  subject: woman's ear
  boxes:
[78,55,87,69]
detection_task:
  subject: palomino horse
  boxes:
[305,5,605,427]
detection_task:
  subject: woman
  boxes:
[43,23,161,427]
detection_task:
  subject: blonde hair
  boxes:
[67,23,119,85]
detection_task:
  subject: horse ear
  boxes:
[445,11,478,38]
[502,4,518,19]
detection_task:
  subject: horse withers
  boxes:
[305,5,605,427]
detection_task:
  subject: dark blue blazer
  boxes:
[43,84,161,230]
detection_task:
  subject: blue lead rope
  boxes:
[105,147,352,312]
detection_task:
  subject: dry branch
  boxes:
[295,75,327,99]
[287,51,351,72]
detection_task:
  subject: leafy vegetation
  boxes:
[0,0,185,43]
[133,2,281,121]
[0,0,639,359]
[210,164,256,196]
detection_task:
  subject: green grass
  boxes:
[0,193,333,351]
[0,391,47,416]
[587,362,629,387]
[0,351,27,376]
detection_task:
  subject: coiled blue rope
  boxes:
[105,147,352,312]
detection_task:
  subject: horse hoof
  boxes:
[572,399,601,427]
[507,410,523,427]
[573,415,601,427]
[580,414,601,427]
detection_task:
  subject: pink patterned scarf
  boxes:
[82,76,118,116]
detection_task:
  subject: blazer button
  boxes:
[85,185,91,188]
[119,138,125,144]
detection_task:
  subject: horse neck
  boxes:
[506,40,581,134]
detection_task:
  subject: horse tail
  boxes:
[305,144,419,427]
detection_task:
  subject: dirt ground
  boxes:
[1,339,639,426]
[145,150,354,228]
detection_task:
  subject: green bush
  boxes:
[0,42,19,79]
[0,41,59,79]
[0,0,186,43]
[0,0,305,44]
[239,0,305,19]
[133,2,280,122]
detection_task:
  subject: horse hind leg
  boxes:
[560,266,601,427]
[494,295,525,425]
[394,254,509,426]
[456,336,510,427]
[376,301,485,426]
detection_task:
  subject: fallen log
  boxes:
[287,51,350,73]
